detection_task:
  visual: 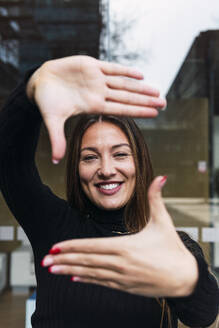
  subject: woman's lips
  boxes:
[95,182,123,195]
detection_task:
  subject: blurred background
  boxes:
[0,0,218,327]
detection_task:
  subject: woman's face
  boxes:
[79,122,136,210]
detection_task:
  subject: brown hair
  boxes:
[66,114,154,233]
[66,114,172,327]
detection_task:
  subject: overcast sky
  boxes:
[110,0,219,96]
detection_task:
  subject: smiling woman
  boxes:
[66,115,153,232]
[0,55,218,328]
[79,121,136,210]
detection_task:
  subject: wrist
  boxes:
[26,63,48,101]
[26,69,40,101]
[175,253,199,297]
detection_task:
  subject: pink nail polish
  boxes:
[160,176,167,188]
[42,256,54,266]
[52,159,59,165]
[49,247,61,255]
[71,276,81,282]
[48,266,61,273]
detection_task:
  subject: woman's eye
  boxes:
[114,153,128,159]
[82,155,97,162]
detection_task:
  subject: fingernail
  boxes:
[49,247,61,255]
[42,256,54,266]
[71,276,81,282]
[48,266,61,273]
[160,176,167,188]
[157,104,167,112]
[52,159,59,164]
[161,98,167,111]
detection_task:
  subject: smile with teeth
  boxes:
[96,182,123,195]
[100,183,120,190]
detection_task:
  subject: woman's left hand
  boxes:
[41,176,199,298]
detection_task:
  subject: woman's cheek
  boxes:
[79,162,97,184]
[119,160,136,176]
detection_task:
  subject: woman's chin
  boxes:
[96,201,124,211]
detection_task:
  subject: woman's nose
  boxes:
[98,158,116,178]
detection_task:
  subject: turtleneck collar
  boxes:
[83,199,127,233]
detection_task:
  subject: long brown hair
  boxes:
[66,114,154,233]
[66,114,172,327]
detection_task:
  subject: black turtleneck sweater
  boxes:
[0,71,218,328]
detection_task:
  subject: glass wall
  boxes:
[0,1,218,328]
[0,1,101,327]
[0,0,100,92]
[108,2,219,327]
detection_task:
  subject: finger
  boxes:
[44,115,66,163]
[106,76,160,97]
[50,235,128,255]
[42,253,123,273]
[147,176,173,227]
[48,264,122,283]
[103,101,159,118]
[106,89,166,108]
[71,276,121,291]
[99,61,144,79]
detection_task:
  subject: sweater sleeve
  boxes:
[0,69,69,246]
[166,231,219,327]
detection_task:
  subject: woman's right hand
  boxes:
[26,55,166,162]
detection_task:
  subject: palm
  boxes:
[35,57,104,117]
[42,177,198,298]
[29,55,166,161]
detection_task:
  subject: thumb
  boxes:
[148,176,171,226]
[44,116,66,163]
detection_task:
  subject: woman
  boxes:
[0,55,218,328]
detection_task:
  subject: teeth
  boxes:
[99,183,120,190]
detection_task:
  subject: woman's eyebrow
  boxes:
[111,143,131,150]
[80,147,98,153]
[80,143,131,153]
